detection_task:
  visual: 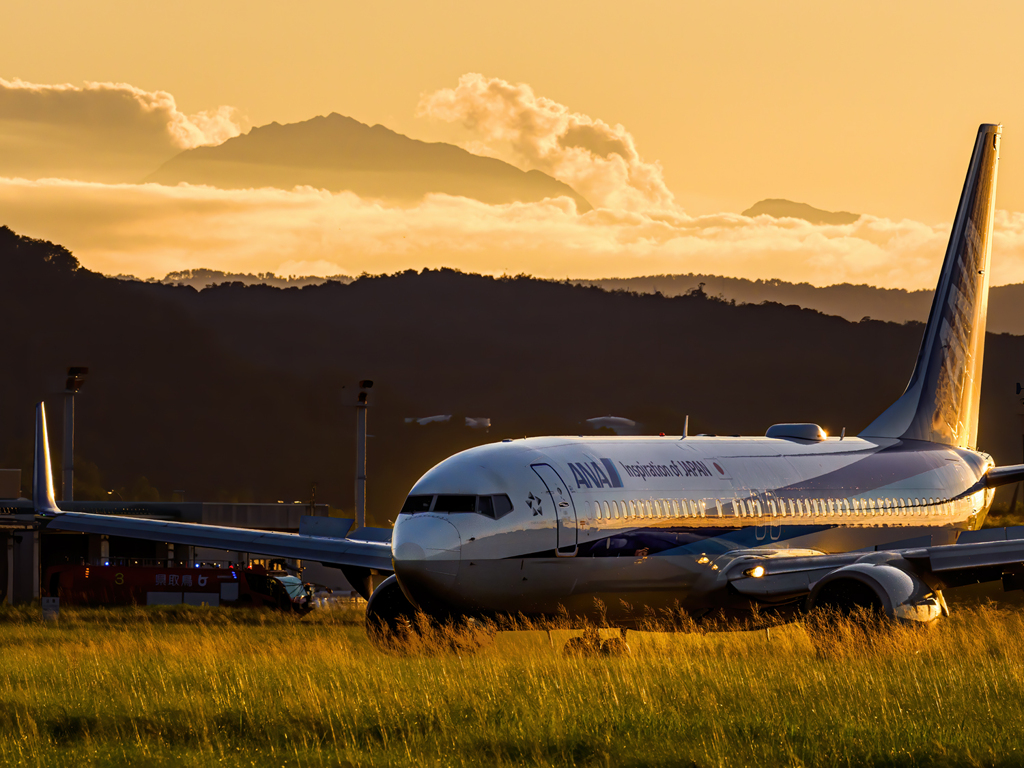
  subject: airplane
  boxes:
[41,123,1024,653]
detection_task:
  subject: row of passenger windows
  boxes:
[586,495,968,521]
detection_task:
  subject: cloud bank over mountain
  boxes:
[6,175,1024,289]
[3,74,1024,289]
[419,73,674,212]
[0,78,246,182]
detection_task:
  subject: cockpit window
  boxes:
[401,495,434,513]
[399,493,514,519]
[492,494,513,519]
[434,495,477,513]
[477,495,494,517]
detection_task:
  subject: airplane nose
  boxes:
[392,515,462,603]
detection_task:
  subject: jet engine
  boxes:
[807,561,944,624]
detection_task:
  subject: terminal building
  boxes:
[0,468,352,604]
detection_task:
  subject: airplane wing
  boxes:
[32,402,393,579]
[46,511,393,572]
[727,527,1024,609]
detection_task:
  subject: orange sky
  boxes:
[3,1,1024,286]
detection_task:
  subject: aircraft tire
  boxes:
[365,575,419,651]
[563,634,602,657]
[600,637,630,656]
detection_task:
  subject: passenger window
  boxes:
[699,499,707,518]
[609,500,617,519]
[601,501,610,519]
[646,500,653,518]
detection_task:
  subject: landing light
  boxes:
[745,565,766,578]
[696,555,710,565]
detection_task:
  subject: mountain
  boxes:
[574,274,1024,335]
[144,113,593,211]
[742,199,860,225]
[3,225,1024,524]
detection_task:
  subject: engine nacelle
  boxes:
[808,562,943,624]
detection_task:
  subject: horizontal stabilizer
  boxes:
[47,511,393,572]
[981,464,1024,489]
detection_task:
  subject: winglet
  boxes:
[33,402,61,516]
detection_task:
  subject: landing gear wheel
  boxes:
[365,575,419,651]
[600,637,630,656]
[563,635,601,656]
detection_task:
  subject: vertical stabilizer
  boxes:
[862,124,1001,448]
[33,402,61,515]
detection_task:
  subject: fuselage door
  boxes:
[531,463,578,557]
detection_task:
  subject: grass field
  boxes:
[0,603,1021,768]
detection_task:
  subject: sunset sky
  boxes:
[4,0,1024,288]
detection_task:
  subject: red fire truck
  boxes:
[44,563,315,611]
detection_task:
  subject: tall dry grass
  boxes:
[0,603,1019,767]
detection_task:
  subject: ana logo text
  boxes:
[568,459,624,489]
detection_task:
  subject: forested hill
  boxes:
[2,226,1022,523]
[576,274,1024,335]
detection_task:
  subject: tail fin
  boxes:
[33,402,61,515]
[861,123,1001,448]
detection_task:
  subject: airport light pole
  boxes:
[355,380,373,531]
[62,367,88,502]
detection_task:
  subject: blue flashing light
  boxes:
[232,571,238,579]
[103,561,109,566]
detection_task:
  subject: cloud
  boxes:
[418,73,675,212]
[0,79,246,183]
[5,176,1024,290]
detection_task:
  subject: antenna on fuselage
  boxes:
[681,415,689,440]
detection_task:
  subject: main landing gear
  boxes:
[562,627,631,656]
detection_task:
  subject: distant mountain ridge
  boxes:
[148,266,1024,335]
[742,199,860,225]
[144,113,592,211]
[575,274,1024,335]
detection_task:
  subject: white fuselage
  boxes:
[391,435,993,625]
